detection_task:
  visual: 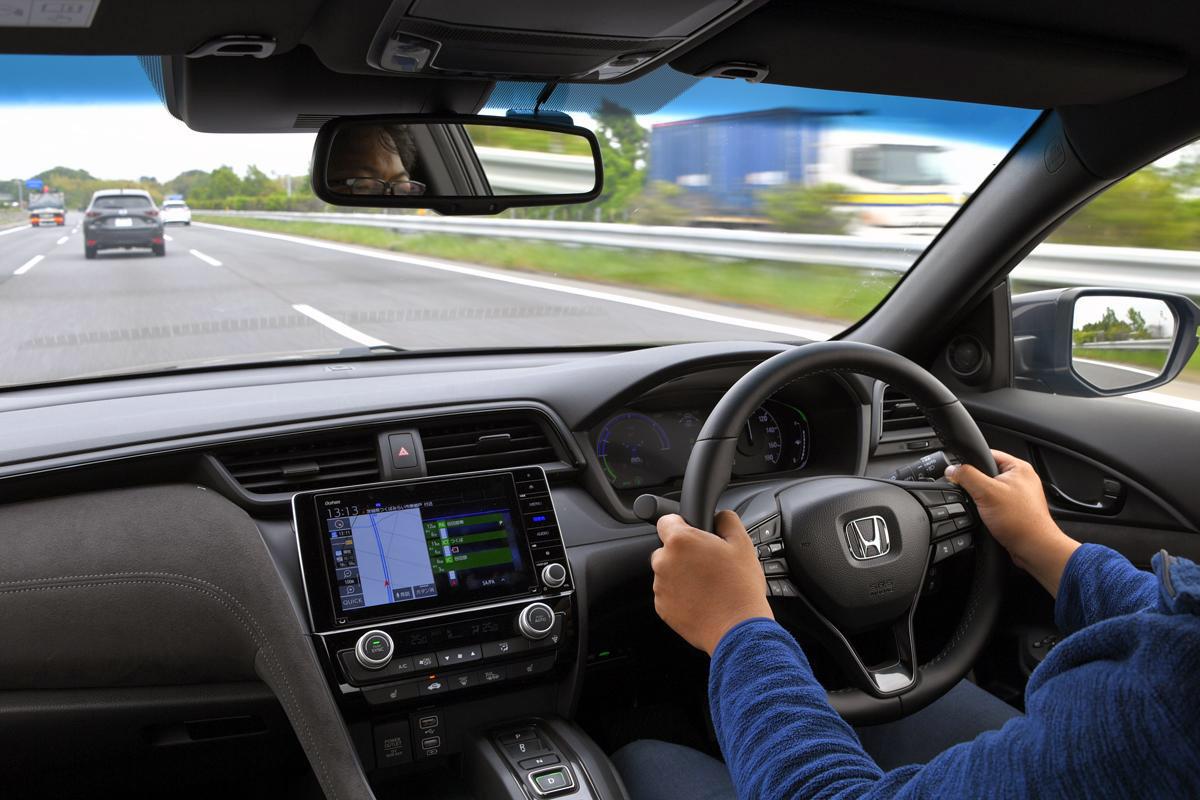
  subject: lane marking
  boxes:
[55,235,69,245]
[14,254,44,275]
[1127,391,1200,413]
[164,234,173,242]
[1073,357,1160,379]
[0,224,31,237]
[189,248,222,266]
[292,303,389,347]
[195,221,834,340]
[71,227,78,234]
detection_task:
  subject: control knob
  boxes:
[355,629,394,669]
[518,602,556,640]
[541,562,567,589]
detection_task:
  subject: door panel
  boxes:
[963,388,1200,564]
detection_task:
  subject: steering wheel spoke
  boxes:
[678,341,1004,724]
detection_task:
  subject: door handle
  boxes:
[1043,478,1122,514]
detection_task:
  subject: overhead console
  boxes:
[365,0,768,81]
[293,466,577,772]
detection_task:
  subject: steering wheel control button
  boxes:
[531,767,575,796]
[933,540,955,563]
[541,562,568,589]
[913,489,948,506]
[944,503,967,517]
[762,559,788,576]
[748,517,781,545]
[951,532,974,553]
[768,578,799,597]
[929,505,950,521]
[932,519,958,538]
[518,602,556,639]
[355,630,394,669]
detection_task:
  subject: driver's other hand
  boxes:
[944,449,1068,571]
[650,510,774,657]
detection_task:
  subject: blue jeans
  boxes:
[611,680,1020,800]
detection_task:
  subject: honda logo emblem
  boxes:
[844,516,891,560]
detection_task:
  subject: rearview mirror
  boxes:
[311,115,602,215]
[1012,287,1200,397]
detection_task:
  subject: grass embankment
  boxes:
[1072,347,1200,380]
[193,215,899,324]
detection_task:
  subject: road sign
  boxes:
[24,178,43,191]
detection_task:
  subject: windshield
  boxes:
[850,145,949,186]
[92,195,152,209]
[0,55,1038,388]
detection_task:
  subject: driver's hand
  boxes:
[651,510,774,656]
[945,449,1080,596]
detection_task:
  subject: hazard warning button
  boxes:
[388,433,419,470]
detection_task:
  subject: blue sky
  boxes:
[0,55,158,103]
[0,55,1038,182]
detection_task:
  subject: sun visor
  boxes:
[149,47,492,133]
[671,2,1187,108]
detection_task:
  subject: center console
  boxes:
[294,466,584,784]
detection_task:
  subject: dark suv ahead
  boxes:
[83,188,165,258]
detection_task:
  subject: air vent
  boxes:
[420,414,558,475]
[293,113,338,129]
[880,387,932,437]
[216,434,380,494]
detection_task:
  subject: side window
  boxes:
[1010,143,1200,408]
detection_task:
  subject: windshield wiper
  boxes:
[336,344,409,357]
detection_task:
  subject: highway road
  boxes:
[0,214,840,387]
[2,214,1198,412]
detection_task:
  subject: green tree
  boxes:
[241,165,279,197]
[591,101,647,215]
[1051,169,1198,248]
[629,180,692,226]
[760,183,852,234]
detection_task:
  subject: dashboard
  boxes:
[593,399,810,490]
[0,340,884,796]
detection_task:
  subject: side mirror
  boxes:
[1012,287,1200,396]
[311,114,603,215]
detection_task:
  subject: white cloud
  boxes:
[0,103,316,181]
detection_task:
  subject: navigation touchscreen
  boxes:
[307,472,537,621]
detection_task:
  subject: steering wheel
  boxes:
[680,341,1004,724]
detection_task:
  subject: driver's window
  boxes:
[1010,140,1200,409]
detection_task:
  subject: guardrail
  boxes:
[1078,339,1173,351]
[198,210,1200,296]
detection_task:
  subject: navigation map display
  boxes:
[313,472,536,618]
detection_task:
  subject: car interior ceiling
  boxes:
[4,1,1200,798]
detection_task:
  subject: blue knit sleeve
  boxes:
[707,613,1196,799]
[1054,543,1157,635]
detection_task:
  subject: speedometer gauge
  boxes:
[596,412,673,489]
[733,402,810,476]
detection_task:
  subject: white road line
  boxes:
[195,222,833,340]
[55,235,68,245]
[0,224,31,237]
[1072,357,1160,378]
[71,227,78,234]
[292,303,389,347]
[13,254,44,275]
[189,248,222,266]
[164,234,173,242]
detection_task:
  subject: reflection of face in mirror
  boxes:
[327,124,426,196]
[1071,296,1175,391]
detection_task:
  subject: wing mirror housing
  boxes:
[311,114,603,215]
[1012,287,1200,397]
